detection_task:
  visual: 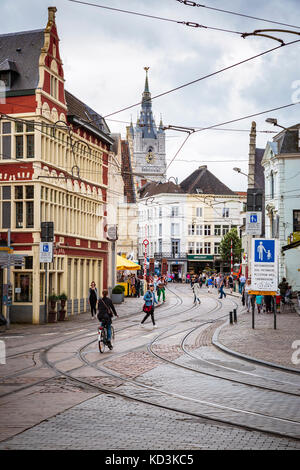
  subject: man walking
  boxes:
[157,276,166,302]
[219,275,227,299]
[239,273,246,294]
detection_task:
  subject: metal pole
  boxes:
[252,297,255,329]
[111,241,116,290]
[233,308,237,323]
[230,238,233,275]
[273,295,277,330]
[229,311,233,324]
[44,262,48,323]
[6,229,11,329]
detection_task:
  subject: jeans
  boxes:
[158,287,165,301]
[141,307,155,325]
[219,285,226,298]
[239,282,245,294]
[90,302,97,317]
[101,321,112,341]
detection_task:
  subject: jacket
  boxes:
[97,296,117,323]
[143,290,158,307]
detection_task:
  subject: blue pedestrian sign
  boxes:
[251,238,278,292]
[254,239,275,263]
[246,211,262,235]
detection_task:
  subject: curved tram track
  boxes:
[40,286,300,441]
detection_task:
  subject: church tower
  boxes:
[132,68,166,188]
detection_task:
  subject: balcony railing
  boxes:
[154,252,187,260]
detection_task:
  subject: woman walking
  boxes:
[88,281,98,319]
[192,280,201,304]
[141,284,158,328]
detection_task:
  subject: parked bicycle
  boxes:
[98,323,115,353]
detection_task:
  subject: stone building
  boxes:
[130,68,166,188]
[138,166,245,278]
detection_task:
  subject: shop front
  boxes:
[187,254,215,275]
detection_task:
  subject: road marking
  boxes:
[0,336,24,339]
[41,333,57,336]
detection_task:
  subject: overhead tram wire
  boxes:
[83,39,300,125]
[176,0,300,30]
[67,0,244,35]
[1,100,298,173]
[166,100,300,170]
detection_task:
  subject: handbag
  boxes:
[143,304,152,313]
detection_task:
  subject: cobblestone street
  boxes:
[0,286,300,450]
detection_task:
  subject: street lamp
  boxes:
[265,118,298,132]
[233,167,256,185]
[265,118,287,130]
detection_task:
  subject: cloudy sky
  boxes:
[1,0,300,190]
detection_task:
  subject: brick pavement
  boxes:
[0,393,299,450]
[215,308,300,370]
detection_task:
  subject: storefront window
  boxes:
[14,272,32,302]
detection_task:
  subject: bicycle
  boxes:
[98,323,115,353]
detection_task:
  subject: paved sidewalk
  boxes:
[0,295,147,336]
[214,291,300,371]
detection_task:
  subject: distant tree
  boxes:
[219,227,242,265]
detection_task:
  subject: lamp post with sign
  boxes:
[40,222,54,323]
[143,239,149,292]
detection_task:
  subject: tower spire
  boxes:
[143,66,151,103]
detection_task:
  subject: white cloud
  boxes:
[1,0,300,190]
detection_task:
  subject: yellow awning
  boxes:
[116,255,141,271]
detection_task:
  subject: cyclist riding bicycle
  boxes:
[97,289,118,350]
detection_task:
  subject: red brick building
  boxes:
[0,7,114,323]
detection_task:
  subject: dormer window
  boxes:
[0,72,9,88]
[0,60,19,90]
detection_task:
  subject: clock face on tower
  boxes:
[146,150,155,164]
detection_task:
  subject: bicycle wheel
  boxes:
[110,326,115,348]
[98,328,105,353]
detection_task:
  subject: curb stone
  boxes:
[211,322,300,374]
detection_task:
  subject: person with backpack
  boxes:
[88,281,99,319]
[97,290,118,349]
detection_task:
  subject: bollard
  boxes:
[229,311,233,324]
[233,308,237,323]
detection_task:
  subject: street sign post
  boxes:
[251,238,278,292]
[250,238,278,330]
[39,242,53,263]
[246,211,262,236]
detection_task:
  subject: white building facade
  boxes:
[262,126,300,290]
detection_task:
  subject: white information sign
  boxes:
[39,242,53,263]
[246,212,262,235]
[251,238,278,291]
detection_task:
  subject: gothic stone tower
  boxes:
[132,68,166,188]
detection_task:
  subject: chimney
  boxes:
[248,121,256,189]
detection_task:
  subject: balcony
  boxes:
[154,252,187,260]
